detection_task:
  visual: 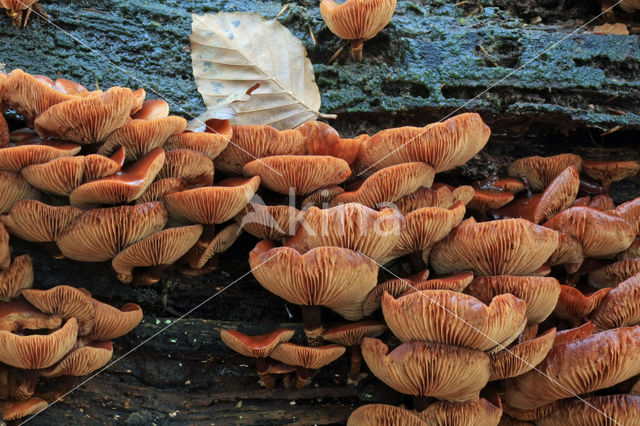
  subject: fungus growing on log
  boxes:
[269,342,346,388]
[41,341,113,378]
[507,153,582,192]
[21,285,95,336]
[157,149,214,186]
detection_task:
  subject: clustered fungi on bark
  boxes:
[0,223,142,422]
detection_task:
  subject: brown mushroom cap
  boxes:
[323,321,387,346]
[164,176,260,224]
[358,113,490,173]
[298,121,365,165]
[619,238,640,260]
[21,285,95,336]
[382,290,526,351]
[582,159,640,184]
[546,232,584,274]
[588,193,615,211]
[431,218,559,276]
[41,341,113,378]
[136,177,188,204]
[300,185,346,209]
[551,322,594,348]
[69,147,165,207]
[215,125,304,175]
[489,328,556,381]
[0,222,9,270]
[185,223,242,270]
[507,154,582,191]
[0,138,82,172]
[505,325,640,410]
[0,255,33,302]
[468,189,514,215]
[0,398,48,422]
[0,69,76,121]
[0,317,78,369]
[394,186,458,214]
[270,342,346,370]
[287,203,404,262]
[466,276,561,324]
[617,196,640,235]
[590,272,640,330]
[164,131,229,160]
[347,404,429,426]
[0,114,8,149]
[544,207,635,258]
[553,285,610,324]
[34,87,142,144]
[588,258,640,288]
[235,203,302,241]
[331,162,435,208]
[220,328,295,358]
[320,0,397,42]
[487,178,526,194]
[157,148,214,185]
[0,171,40,214]
[0,200,82,244]
[56,202,168,262]
[87,300,143,341]
[362,273,431,316]
[361,338,490,401]
[418,398,503,426]
[536,394,640,426]
[384,201,465,263]
[249,240,378,321]
[0,300,61,332]
[111,225,203,284]
[398,271,475,298]
[243,155,351,195]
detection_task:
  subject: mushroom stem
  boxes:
[282,372,294,389]
[412,395,436,412]
[350,39,364,61]
[301,306,324,346]
[346,346,363,386]
[134,264,169,286]
[295,367,313,389]
[44,242,64,260]
[255,358,275,389]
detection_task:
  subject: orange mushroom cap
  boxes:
[484,177,526,194]
[589,272,640,331]
[56,202,168,262]
[362,272,432,316]
[417,398,503,426]
[249,240,378,321]
[331,162,435,208]
[286,203,403,261]
[431,218,559,276]
[86,299,143,341]
[157,148,214,185]
[382,290,526,352]
[215,125,304,175]
[0,113,8,149]
[0,200,82,244]
[243,155,351,195]
[22,285,95,336]
[41,340,113,378]
[358,113,490,173]
[220,328,295,358]
[489,328,556,381]
[300,185,346,209]
[466,276,561,324]
[320,0,397,42]
[136,177,188,204]
[0,222,9,270]
[0,255,33,302]
[0,135,81,172]
[111,225,203,284]
[236,202,302,242]
[582,159,640,185]
[588,193,615,211]
[398,271,475,298]
[507,153,582,191]
[553,285,610,324]
[536,394,640,426]
[544,207,635,258]
[164,176,260,224]
[0,398,48,422]
[588,258,640,288]
[361,338,490,401]
[393,186,458,214]
[165,131,229,160]
[298,121,365,165]
[347,404,430,426]
[34,87,142,144]
[69,147,165,208]
[0,317,78,369]
[468,189,514,215]
[0,299,60,332]
[546,232,585,274]
[185,223,242,271]
[270,342,346,370]
[322,321,387,346]
[616,196,640,235]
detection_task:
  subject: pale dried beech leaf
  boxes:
[191,13,322,130]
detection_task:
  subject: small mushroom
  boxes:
[507,153,582,192]
[0,130,81,172]
[21,285,95,335]
[393,186,458,213]
[0,299,61,332]
[0,171,41,214]
[269,342,346,388]
[157,149,214,185]
[0,398,48,422]
[235,203,302,242]
[0,255,33,302]
[467,189,514,218]
[298,121,365,165]
[347,404,429,426]
[136,177,188,204]
[582,159,640,193]
[219,328,294,389]
[86,298,143,342]
[589,272,640,331]
[362,271,432,316]
[182,223,242,274]
[41,341,113,378]
[553,285,611,326]
[546,232,585,274]
[322,321,387,385]
[164,130,229,160]
[397,271,475,297]
[300,185,345,209]
[588,258,640,288]
[536,394,640,426]
[616,196,640,235]
[489,328,556,381]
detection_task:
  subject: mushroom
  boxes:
[69,147,166,208]
[215,125,304,175]
[0,112,7,148]
[505,325,640,410]
[381,290,526,352]
[0,364,39,400]
[98,99,187,160]
[0,131,81,172]
[164,130,229,160]
[219,328,295,389]
[331,162,435,208]
[157,149,214,185]
[0,255,33,302]
[300,185,346,209]
[320,0,397,61]
[0,222,9,270]
[85,299,143,342]
[0,171,41,214]
[358,113,490,173]
[136,177,188,204]
[285,203,404,262]
[182,223,242,274]
[21,285,95,335]
[544,206,635,258]
[243,155,351,196]
[0,398,48,422]
[536,394,640,426]
[393,186,459,214]
[546,232,585,274]
[588,193,615,211]
[298,121,365,165]
[620,238,640,260]
[582,159,640,193]
[34,86,143,145]
[616,196,640,235]
[269,342,346,388]
[483,177,526,194]
[589,272,640,331]
[111,225,203,285]
[588,258,640,288]
[0,299,61,332]
[361,338,490,407]
[0,200,82,258]
[397,271,475,297]
[249,240,378,345]
[56,202,168,262]
[235,203,302,242]
[489,328,556,381]
[467,189,514,218]
[466,276,561,324]
[361,270,433,316]
[347,404,429,426]
[41,341,113,378]
[507,153,582,192]
[431,218,559,276]
[322,320,387,385]
[553,285,611,326]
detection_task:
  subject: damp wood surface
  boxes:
[2,0,640,424]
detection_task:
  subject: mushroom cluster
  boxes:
[0,224,142,422]
[0,69,258,284]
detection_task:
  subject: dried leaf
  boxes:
[190,13,322,130]
[593,23,629,35]
[186,83,258,132]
